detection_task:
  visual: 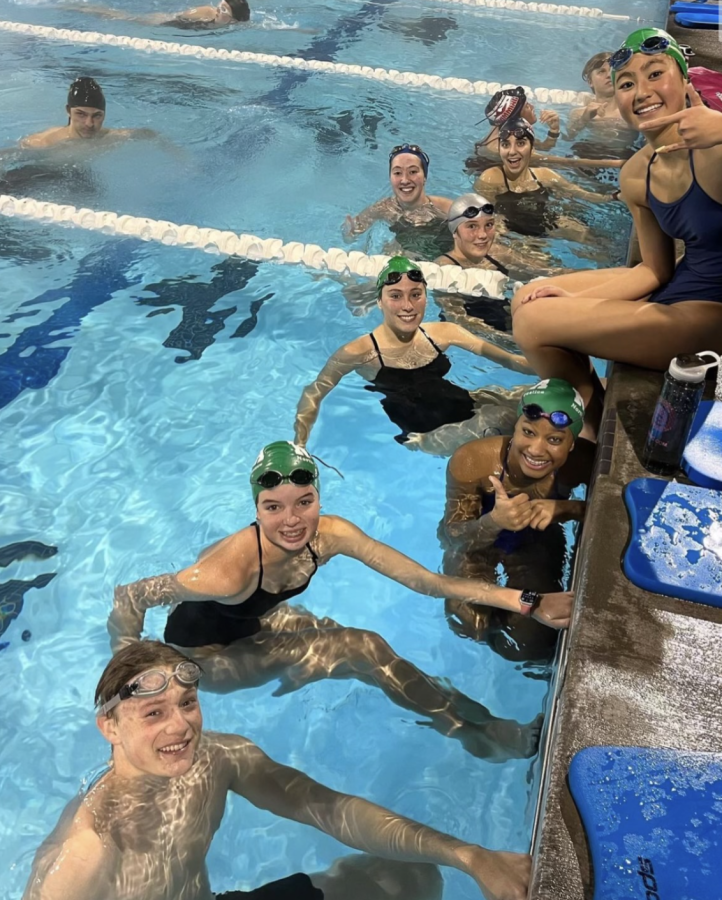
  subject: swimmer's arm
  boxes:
[23,831,107,900]
[533,153,624,169]
[473,169,503,197]
[541,169,614,203]
[443,445,504,550]
[294,346,362,446]
[229,738,527,896]
[325,515,526,612]
[18,129,63,149]
[435,322,534,375]
[343,201,386,241]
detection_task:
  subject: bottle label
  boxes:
[649,398,675,447]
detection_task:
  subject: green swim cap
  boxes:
[376,256,427,297]
[517,378,585,438]
[250,441,320,503]
[611,28,688,86]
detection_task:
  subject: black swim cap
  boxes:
[226,0,250,21]
[67,77,106,111]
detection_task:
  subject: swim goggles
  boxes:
[521,404,578,430]
[388,144,430,176]
[98,661,202,716]
[254,468,317,491]
[499,124,534,143]
[610,36,672,72]
[449,204,495,224]
[379,268,427,288]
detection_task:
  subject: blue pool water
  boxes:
[0,0,661,896]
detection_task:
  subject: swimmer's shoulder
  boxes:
[478,166,504,184]
[619,144,652,202]
[448,435,505,487]
[19,127,68,149]
[315,514,364,555]
[342,332,380,363]
[429,194,452,214]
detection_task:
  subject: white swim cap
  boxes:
[447,193,495,235]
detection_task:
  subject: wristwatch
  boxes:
[519,590,542,617]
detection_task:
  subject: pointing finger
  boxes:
[656,142,686,154]
[687,82,704,107]
[489,475,509,499]
[638,110,684,130]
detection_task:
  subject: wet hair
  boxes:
[67,77,106,111]
[582,52,612,84]
[95,641,195,713]
[227,0,250,21]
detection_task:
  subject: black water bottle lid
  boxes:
[669,352,719,383]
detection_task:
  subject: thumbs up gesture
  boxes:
[488,476,533,532]
[639,84,722,153]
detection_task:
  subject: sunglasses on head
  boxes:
[450,204,495,223]
[99,661,202,717]
[522,404,576,430]
[255,468,316,491]
[381,269,427,288]
[610,36,670,71]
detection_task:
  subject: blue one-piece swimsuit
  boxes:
[646,150,722,305]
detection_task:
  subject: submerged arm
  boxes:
[343,200,388,240]
[439,322,534,375]
[22,831,108,900]
[294,346,362,446]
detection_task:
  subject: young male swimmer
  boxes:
[22,640,531,900]
[19,78,157,149]
[61,0,250,29]
[109,442,573,760]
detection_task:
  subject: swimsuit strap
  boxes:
[419,325,443,355]
[645,151,658,199]
[689,149,697,180]
[502,167,512,191]
[252,521,264,592]
[485,254,509,276]
[369,332,385,367]
[530,169,540,184]
[441,252,461,266]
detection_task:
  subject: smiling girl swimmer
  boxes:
[295,257,534,449]
[343,144,454,260]
[511,28,722,440]
[109,441,573,760]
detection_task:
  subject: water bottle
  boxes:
[643,351,720,476]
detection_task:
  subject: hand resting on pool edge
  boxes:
[22,641,532,900]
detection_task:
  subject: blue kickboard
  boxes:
[670,1,719,10]
[675,10,720,24]
[569,745,722,900]
[623,477,722,607]
[683,401,722,489]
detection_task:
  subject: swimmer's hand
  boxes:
[534,591,573,629]
[342,215,357,242]
[641,84,722,153]
[539,109,561,133]
[580,101,603,124]
[519,284,573,305]
[528,498,556,530]
[460,845,530,900]
[488,476,532,531]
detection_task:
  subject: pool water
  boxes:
[0,0,662,896]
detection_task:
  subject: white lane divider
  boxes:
[0,194,510,297]
[421,0,631,19]
[0,20,592,105]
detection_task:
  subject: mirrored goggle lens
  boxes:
[611,37,670,71]
[382,269,427,287]
[255,469,315,490]
[609,47,633,71]
[522,404,573,429]
[453,204,495,222]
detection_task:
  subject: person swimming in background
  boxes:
[109,442,573,761]
[295,256,535,449]
[434,192,556,281]
[61,0,250,29]
[440,379,592,663]
[566,52,639,160]
[510,27,722,440]
[476,120,618,241]
[18,78,157,149]
[343,144,454,260]
[22,640,532,900]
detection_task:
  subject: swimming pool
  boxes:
[0,0,662,896]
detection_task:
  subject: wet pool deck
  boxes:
[530,363,722,899]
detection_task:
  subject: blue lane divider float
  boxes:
[623,477,722,608]
[569,745,722,900]
[684,400,722,490]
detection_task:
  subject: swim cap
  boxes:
[611,28,688,85]
[447,193,495,235]
[226,0,250,21]
[582,51,613,84]
[484,87,527,126]
[250,441,320,503]
[388,143,430,178]
[376,256,427,295]
[517,378,585,438]
[499,118,535,145]
[67,77,106,111]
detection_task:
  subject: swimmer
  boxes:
[434,192,555,280]
[440,379,591,662]
[22,640,531,900]
[475,120,617,240]
[61,0,250,29]
[566,52,639,159]
[19,78,157,149]
[510,28,722,440]
[343,144,453,260]
[109,442,573,761]
[295,256,534,448]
